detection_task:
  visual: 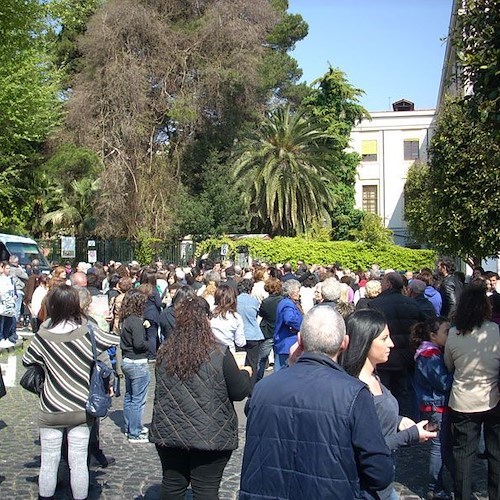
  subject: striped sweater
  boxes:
[22,318,118,425]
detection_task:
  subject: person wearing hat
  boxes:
[408,279,436,320]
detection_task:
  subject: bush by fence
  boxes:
[196,237,437,271]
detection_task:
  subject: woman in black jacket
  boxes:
[139,268,162,361]
[120,288,150,443]
[256,277,283,381]
[150,296,252,499]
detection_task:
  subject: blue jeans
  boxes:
[422,410,454,494]
[257,338,274,381]
[122,359,150,438]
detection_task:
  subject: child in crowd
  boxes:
[411,317,454,500]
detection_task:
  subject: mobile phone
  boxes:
[424,421,440,432]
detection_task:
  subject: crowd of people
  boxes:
[2,254,498,499]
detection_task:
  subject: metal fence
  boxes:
[37,238,195,267]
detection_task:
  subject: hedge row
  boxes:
[196,237,437,272]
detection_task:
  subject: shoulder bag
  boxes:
[86,324,113,418]
[20,364,45,395]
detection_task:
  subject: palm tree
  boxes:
[41,177,101,236]
[233,106,336,235]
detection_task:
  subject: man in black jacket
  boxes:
[368,272,420,419]
[408,279,436,320]
[437,256,463,319]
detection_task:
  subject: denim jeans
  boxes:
[273,352,289,372]
[256,338,274,381]
[14,290,24,320]
[421,410,454,494]
[122,359,151,438]
[39,423,91,500]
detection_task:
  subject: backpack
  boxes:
[86,324,113,418]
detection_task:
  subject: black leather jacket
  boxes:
[439,274,463,319]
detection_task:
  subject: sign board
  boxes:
[61,236,76,259]
[88,250,97,263]
[87,240,96,247]
[221,244,229,256]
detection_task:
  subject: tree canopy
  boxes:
[404,98,500,264]
[454,0,500,133]
[233,106,336,235]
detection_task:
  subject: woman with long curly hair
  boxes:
[119,288,150,443]
[150,296,252,499]
[444,284,500,500]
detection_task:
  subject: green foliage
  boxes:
[404,162,432,245]
[404,98,500,261]
[41,177,101,236]
[47,0,103,82]
[233,106,336,235]
[349,212,394,245]
[135,230,162,266]
[260,0,308,104]
[42,144,104,195]
[454,0,500,133]
[303,67,370,146]
[196,237,436,271]
[301,67,369,239]
[172,152,250,240]
[0,0,62,231]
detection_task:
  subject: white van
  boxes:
[0,233,50,272]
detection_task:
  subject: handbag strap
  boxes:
[88,323,98,363]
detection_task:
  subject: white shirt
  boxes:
[210,312,246,352]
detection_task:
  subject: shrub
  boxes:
[196,237,436,271]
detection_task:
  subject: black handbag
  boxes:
[85,324,113,418]
[20,364,45,395]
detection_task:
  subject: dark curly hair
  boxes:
[410,316,449,350]
[157,296,215,380]
[119,288,147,322]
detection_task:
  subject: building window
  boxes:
[404,140,419,160]
[361,140,377,161]
[362,185,378,214]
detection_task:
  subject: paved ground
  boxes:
[0,335,489,499]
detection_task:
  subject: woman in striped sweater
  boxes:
[22,285,118,500]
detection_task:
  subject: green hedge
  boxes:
[196,237,437,271]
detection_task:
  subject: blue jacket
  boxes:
[273,297,303,355]
[424,286,442,316]
[240,353,393,499]
[414,341,452,409]
[237,293,264,341]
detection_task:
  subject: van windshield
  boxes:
[5,242,50,268]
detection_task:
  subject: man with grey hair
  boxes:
[317,277,341,303]
[240,304,393,499]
